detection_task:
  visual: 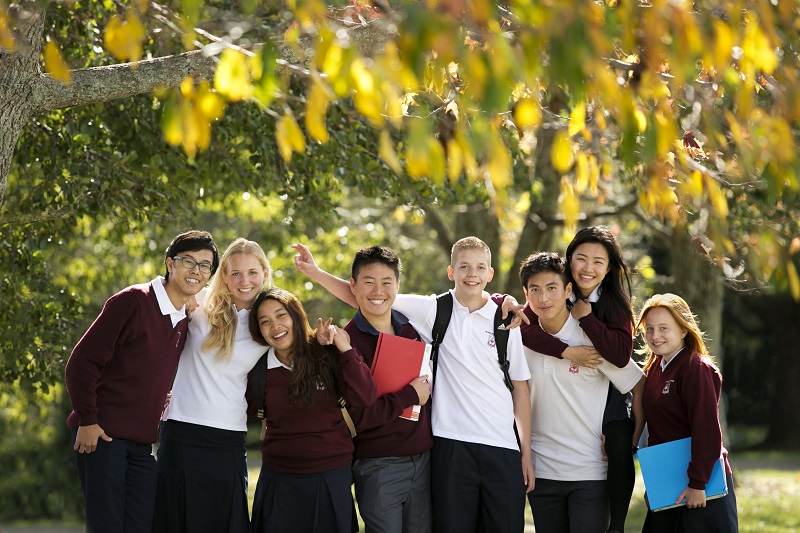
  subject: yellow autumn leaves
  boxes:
[163,78,224,158]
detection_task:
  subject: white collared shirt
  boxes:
[526,313,643,481]
[267,348,293,370]
[569,284,602,304]
[150,276,186,327]
[392,290,530,451]
[660,347,685,371]
[162,289,267,431]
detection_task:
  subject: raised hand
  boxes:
[317,317,335,346]
[330,324,352,352]
[292,243,319,276]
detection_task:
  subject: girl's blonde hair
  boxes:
[636,293,716,373]
[203,238,272,361]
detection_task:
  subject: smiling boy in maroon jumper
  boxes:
[65,230,219,533]
[342,246,433,533]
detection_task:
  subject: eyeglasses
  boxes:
[173,256,214,275]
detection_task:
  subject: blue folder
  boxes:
[637,437,728,511]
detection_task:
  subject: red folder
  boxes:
[372,333,431,421]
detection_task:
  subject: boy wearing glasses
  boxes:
[65,230,219,533]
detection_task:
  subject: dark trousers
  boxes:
[353,452,432,533]
[431,437,525,533]
[528,478,609,533]
[604,418,635,531]
[643,472,739,533]
[71,429,157,533]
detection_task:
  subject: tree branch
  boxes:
[31,50,218,114]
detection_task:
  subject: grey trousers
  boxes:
[353,452,433,533]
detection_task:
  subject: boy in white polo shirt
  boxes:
[293,237,534,533]
[519,252,643,533]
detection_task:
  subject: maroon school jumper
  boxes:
[642,349,732,489]
[65,282,187,444]
[344,309,434,460]
[260,347,377,474]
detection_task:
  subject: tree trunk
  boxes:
[502,91,566,296]
[757,296,800,448]
[0,1,44,211]
[669,227,728,439]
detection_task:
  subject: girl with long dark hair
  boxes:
[248,288,377,533]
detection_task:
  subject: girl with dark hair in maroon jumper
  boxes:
[248,288,377,533]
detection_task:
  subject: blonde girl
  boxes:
[153,238,271,533]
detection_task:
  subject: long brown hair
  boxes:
[249,288,336,406]
[636,293,717,373]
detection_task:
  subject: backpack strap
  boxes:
[250,350,269,419]
[494,305,514,393]
[338,396,357,438]
[430,292,454,388]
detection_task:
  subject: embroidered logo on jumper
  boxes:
[662,380,675,395]
[569,363,580,374]
[314,376,327,391]
[486,331,496,348]
[175,331,182,348]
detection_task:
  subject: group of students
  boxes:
[64,226,738,533]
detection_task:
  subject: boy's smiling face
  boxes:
[524,271,571,323]
[448,247,494,300]
[349,262,399,321]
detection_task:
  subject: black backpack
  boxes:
[250,350,269,419]
[429,292,514,392]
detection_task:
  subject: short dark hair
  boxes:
[351,246,402,281]
[164,230,219,280]
[518,252,568,289]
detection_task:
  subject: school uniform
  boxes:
[392,291,530,533]
[519,286,637,530]
[345,309,434,533]
[250,346,377,533]
[153,291,266,533]
[524,313,643,533]
[642,349,738,533]
[65,277,187,533]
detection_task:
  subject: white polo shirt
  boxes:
[163,289,267,431]
[526,313,643,481]
[393,291,530,451]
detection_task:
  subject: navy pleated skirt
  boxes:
[251,462,354,533]
[153,420,249,533]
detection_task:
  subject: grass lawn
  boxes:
[3,451,798,532]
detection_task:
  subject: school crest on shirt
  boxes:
[568,363,580,374]
[662,380,675,395]
[486,331,496,348]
